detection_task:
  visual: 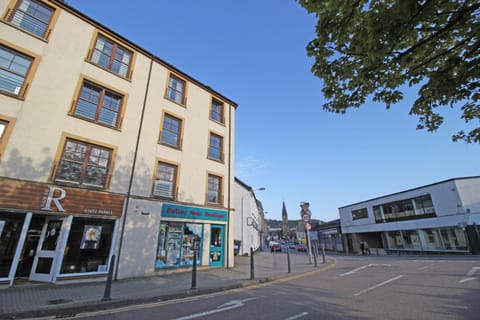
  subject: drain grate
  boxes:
[48,299,72,305]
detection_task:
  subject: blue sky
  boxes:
[66,0,479,222]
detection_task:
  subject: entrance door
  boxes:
[209,225,224,267]
[29,216,71,282]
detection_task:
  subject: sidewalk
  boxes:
[0,251,334,319]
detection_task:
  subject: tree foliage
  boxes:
[297,0,480,143]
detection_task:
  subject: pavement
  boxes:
[0,250,334,319]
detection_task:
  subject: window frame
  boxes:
[210,97,225,124]
[159,113,183,149]
[165,73,187,106]
[207,173,223,205]
[0,115,15,160]
[53,137,114,189]
[208,132,223,162]
[153,160,179,199]
[6,0,56,39]
[89,34,133,79]
[0,44,35,97]
[71,78,125,129]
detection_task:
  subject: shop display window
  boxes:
[0,212,25,277]
[156,222,202,269]
[60,217,114,274]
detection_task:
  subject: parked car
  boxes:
[297,244,307,252]
[269,241,282,252]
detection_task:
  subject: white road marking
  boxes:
[460,266,480,283]
[173,297,257,320]
[443,304,469,310]
[354,275,404,296]
[285,312,309,320]
[340,264,392,276]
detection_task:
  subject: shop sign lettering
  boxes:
[162,204,227,222]
[41,186,66,212]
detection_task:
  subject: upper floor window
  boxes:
[166,74,186,105]
[91,35,132,78]
[373,194,436,223]
[160,114,182,148]
[8,0,54,38]
[207,174,222,205]
[352,208,368,220]
[153,161,177,198]
[74,80,123,128]
[208,133,223,161]
[210,98,224,123]
[54,139,112,188]
[0,45,33,96]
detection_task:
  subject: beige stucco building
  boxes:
[0,0,237,286]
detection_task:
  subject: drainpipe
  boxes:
[115,57,154,280]
[227,103,232,268]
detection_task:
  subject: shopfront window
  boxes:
[60,217,114,274]
[420,229,443,250]
[156,222,202,269]
[440,227,467,251]
[0,212,25,277]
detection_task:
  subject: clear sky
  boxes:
[66,0,479,222]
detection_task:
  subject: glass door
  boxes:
[209,225,224,267]
[29,216,71,282]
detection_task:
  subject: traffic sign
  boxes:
[302,214,310,223]
[305,222,312,230]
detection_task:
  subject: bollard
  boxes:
[313,249,318,267]
[191,250,197,289]
[287,247,291,273]
[322,246,326,264]
[250,247,255,280]
[102,254,115,301]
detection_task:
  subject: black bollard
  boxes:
[191,250,197,289]
[322,246,326,264]
[250,247,255,280]
[313,249,318,267]
[287,247,291,273]
[102,254,115,301]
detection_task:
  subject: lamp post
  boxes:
[241,187,265,255]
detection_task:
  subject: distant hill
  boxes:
[266,219,323,229]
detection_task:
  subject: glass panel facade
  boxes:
[60,217,114,274]
[0,212,25,277]
[383,227,468,252]
[155,222,202,269]
[374,194,436,223]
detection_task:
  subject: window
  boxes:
[374,194,436,223]
[90,35,132,77]
[166,74,186,105]
[0,45,33,96]
[352,208,368,220]
[74,81,122,127]
[156,222,202,269]
[160,114,182,148]
[208,133,223,161]
[210,98,224,123]
[60,217,114,274]
[55,139,112,188]
[154,161,177,198]
[8,0,54,38]
[0,120,8,143]
[207,174,222,204]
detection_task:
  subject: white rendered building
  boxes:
[339,177,480,255]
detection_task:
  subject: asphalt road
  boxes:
[69,255,480,320]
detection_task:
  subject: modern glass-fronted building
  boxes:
[339,177,480,255]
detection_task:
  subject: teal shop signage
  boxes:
[161,204,228,222]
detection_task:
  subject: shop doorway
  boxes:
[209,225,224,267]
[28,216,71,282]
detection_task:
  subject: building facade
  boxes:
[0,0,237,286]
[234,178,263,255]
[339,177,480,255]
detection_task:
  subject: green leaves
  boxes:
[297,0,480,143]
